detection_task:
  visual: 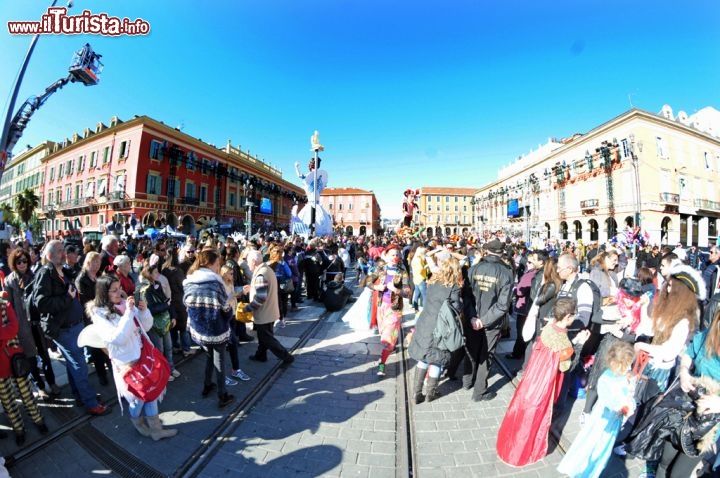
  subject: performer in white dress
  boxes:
[294,157,333,236]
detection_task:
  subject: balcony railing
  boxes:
[659,192,680,204]
[180,196,199,206]
[57,198,91,210]
[694,198,720,211]
[106,191,127,202]
[580,199,599,209]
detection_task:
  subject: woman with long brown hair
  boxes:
[634,263,704,393]
[626,268,713,477]
[589,249,619,300]
[522,256,563,361]
[3,248,60,398]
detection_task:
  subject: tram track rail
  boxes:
[398,320,568,478]
[175,310,330,478]
[4,310,331,478]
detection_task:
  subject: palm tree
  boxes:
[15,189,40,228]
[0,203,15,225]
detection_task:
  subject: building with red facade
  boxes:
[319,187,381,236]
[32,115,305,238]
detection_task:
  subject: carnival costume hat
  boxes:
[483,238,505,254]
[618,277,644,297]
[669,263,706,301]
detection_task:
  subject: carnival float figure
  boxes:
[403,189,420,228]
[294,157,333,237]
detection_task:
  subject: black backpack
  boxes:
[567,277,605,327]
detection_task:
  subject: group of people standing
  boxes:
[374,231,720,478]
[0,230,307,444]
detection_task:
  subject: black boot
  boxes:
[413,367,426,404]
[426,377,441,402]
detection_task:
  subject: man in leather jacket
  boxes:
[462,238,514,402]
[34,240,109,416]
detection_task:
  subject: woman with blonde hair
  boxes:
[408,254,463,402]
[76,251,112,386]
[410,245,429,313]
[219,264,251,386]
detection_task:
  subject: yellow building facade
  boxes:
[473,106,720,247]
[418,187,478,237]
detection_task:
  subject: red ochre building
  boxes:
[319,187,382,236]
[27,115,305,238]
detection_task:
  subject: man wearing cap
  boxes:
[463,238,514,401]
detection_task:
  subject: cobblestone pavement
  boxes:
[199,307,649,478]
[4,295,651,478]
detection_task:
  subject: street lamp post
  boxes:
[470,198,476,233]
[46,204,57,241]
[244,181,254,237]
[524,181,531,245]
[629,134,643,229]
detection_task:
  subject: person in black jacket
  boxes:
[408,255,463,404]
[303,240,324,301]
[323,274,355,312]
[34,240,109,416]
[462,238,514,402]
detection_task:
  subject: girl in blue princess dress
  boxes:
[557,340,636,478]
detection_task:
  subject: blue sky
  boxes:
[1,1,719,219]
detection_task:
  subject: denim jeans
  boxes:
[149,330,175,371]
[203,343,228,398]
[128,397,159,418]
[227,333,240,371]
[54,322,99,409]
[412,281,427,309]
[171,328,193,352]
[416,361,441,378]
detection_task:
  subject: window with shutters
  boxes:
[146,174,162,195]
[103,146,110,164]
[118,140,130,159]
[200,184,208,203]
[97,178,107,196]
[167,178,179,198]
[149,140,163,160]
[90,151,97,168]
[187,153,196,172]
[58,163,64,178]
[49,167,55,181]
[185,182,196,198]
